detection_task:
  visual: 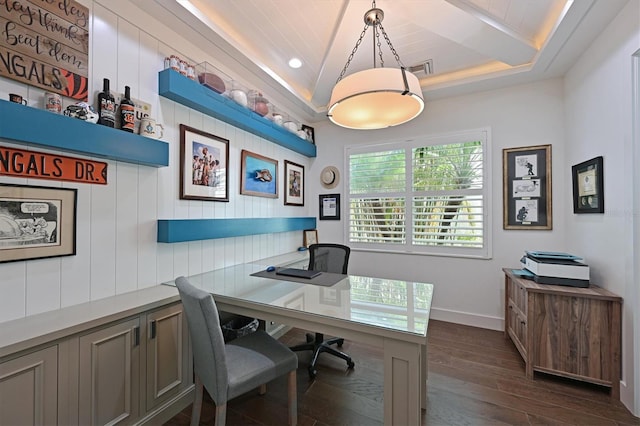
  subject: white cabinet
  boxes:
[0,346,58,425]
[0,291,192,426]
[79,317,141,425]
[144,303,191,412]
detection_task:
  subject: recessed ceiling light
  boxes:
[288,58,302,69]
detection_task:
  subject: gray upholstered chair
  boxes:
[290,243,355,379]
[175,276,298,426]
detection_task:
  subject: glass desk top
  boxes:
[163,262,433,337]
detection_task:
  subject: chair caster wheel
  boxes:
[347,361,355,369]
[305,333,314,343]
[336,338,345,347]
[308,367,317,380]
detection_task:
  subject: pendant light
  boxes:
[327,1,424,130]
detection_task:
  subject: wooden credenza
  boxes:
[503,268,622,398]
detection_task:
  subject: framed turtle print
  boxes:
[240,150,278,198]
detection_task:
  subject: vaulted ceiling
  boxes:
[146,0,629,122]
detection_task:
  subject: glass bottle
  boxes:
[97,78,115,127]
[119,86,135,132]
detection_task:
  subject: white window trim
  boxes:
[344,127,492,259]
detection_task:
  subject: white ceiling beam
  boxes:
[404,0,539,66]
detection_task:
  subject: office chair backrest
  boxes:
[175,276,229,405]
[308,243,350,274]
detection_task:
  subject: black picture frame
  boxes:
[319,194,340,220]
[301,124,315,144]
[0,183,77,263]
[284,160,304,206]
[502,144,552,230]
[572,156,604,213]
[180,124,229,202]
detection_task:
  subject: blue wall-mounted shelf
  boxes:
[158,69,316,158]
[0,99,169,167]
[157,217,316,243]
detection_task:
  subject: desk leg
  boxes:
[383,338,421,425]
[421,342,428,409]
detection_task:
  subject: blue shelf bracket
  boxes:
[157,217,317,243]
[158,69,316,158]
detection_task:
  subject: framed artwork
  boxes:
[0,184,77,263]
[301,124,315,144]
[572,156,604,213]
[319,193,340,220]
[240,150,278,198]
[303,229,318,247]
[503,145,552,230]
[284,160,304,206]
[180,124,229,202]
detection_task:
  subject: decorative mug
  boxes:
[45,92,62,114]
[9,93,27,105]
[272,113,283,126]
[139,117,164,139]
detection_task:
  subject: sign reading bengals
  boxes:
[0,0,89,100]
[0,146,108,184]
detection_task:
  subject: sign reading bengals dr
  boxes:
[0,146,108,184]
[0,0,89,100]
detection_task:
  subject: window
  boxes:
[347,129,491,258]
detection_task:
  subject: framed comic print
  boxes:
[572,156,604,213]
[0,184,77,263]
[240,150,278,198]
[284,160,304,206]
[503,145,552,230]
[180,124,229,201]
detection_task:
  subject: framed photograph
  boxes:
[319,193,340,220]
[503,145,552,230]
[180,124,229,202]
[301,124,315,144]
[284,160,304,206]
[240,150,278,198]
[572,156,604,213]
[0,184,77,263]
[303,229,318,247]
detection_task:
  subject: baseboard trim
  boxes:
[430,307,503,331]
[136,385,195,425]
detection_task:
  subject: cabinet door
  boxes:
[145,303,190,411]
[79,317,141,425]
[0,346,58,425]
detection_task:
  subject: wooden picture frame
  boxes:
[284,160,304,206]
[303,229,318,247]
[319,193,340,220]
[240,150,278,198]
[301,124,315,144]
[503,145,552,230]
[0,184,77,263]
[180,124,229,202]
[572,156,604,213]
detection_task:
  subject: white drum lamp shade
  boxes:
[328,67,424,130]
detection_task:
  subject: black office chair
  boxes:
[290,243,355,379]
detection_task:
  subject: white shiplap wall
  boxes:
[0,1,312,323]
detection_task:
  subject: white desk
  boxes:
[164,262,433,425]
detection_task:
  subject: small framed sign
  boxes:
[303,229,318,247]
[319,194,340,220]
[572,156,604,213]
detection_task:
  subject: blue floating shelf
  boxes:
[157,217,316,243]
[158,69,316,158]
[0,99,169,167]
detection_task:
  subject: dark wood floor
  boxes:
[165,320,640,425]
